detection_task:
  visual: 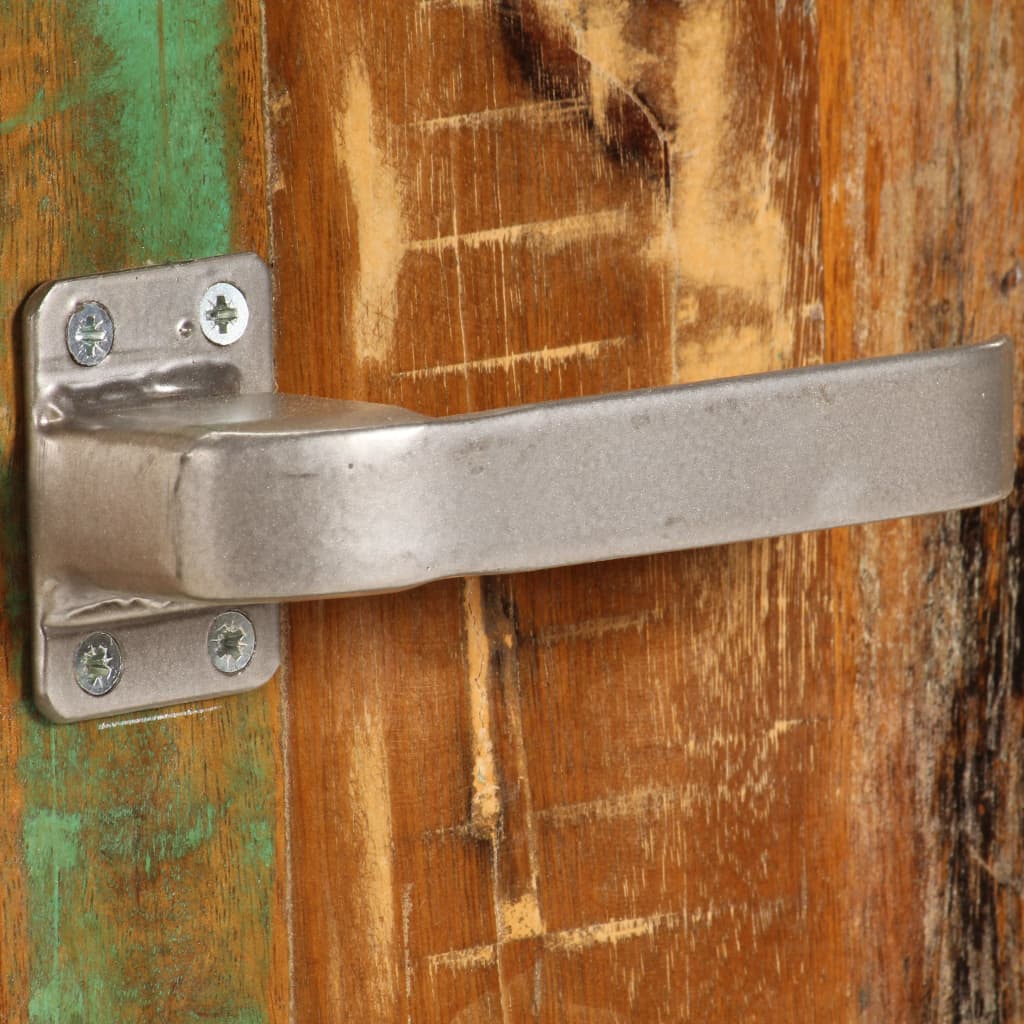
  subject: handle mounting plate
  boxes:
[25,254,281,722]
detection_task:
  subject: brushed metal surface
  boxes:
[51,341,1013,603]
[25,254,281,722]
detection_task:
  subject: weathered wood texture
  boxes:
[268,0,1022,1021]
[267,0,827,1015]
[1,1,1021,1021]
[820,6,1024,1019]
[0,3,288,1021]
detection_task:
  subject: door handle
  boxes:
[24,254,1014,721]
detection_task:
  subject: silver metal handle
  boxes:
[25,255,1015,720]
[56,346,1014,602]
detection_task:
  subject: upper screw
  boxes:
[200,282,249,346]
[67,302,114,366]
[207,610,256,674]
[73,631,123,696]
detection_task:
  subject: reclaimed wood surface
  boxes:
[0,3,288,1021]
[0,1,1021,1022]
[820,7,1024,1018]
[268,1,1024,1021]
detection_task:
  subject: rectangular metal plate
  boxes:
[24,253,281,722]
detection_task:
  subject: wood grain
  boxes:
[820,4,1024,1019]
[0,2,287,1021]
[269,0,1023,1019]
[267,0,849,1020]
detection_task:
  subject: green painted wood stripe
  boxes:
[2,2,279,1021]
[77,0,237,264]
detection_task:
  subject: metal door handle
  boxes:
[25,254,1014,720]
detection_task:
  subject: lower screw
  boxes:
[74,632,123,696]
[208,611,256,674]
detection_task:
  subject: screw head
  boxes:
[67,302,114,365]
[74,632,123,696]
[200,282,249,346]
[207,611,256,674]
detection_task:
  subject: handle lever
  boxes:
[24,254,1014,720]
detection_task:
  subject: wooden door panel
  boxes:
[0,1,1021,1021]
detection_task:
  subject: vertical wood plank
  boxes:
[267,1,864,1020]
[0,2,289,1020]
[819,2,1024,1020]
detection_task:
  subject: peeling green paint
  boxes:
[0,84,89,138]
[22,809,82,876]
[28,970,85,1024]
[243,818,275,870]
[77,0,236,264]
[225,1010,271,1024]
[96,799,219,864]
[23,803,83,1019]
[18,704,277,1021]
[0,433,29,652]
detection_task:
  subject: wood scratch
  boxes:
[279,678,298,1024]
[447,168,474,409]
[532,955,544,1016]
[423,890,795,992]
[405,98,587,132]
[395,336,628,380]
[968,847,1023,894]
[767,718,806,743]
[96,705,221,730]
[332,56,406,364]
[526,606,665,647]
[427,909,683,974]
[543,910,682,952]
[402,884,415,1022]
[536,720,813,825]
[407,208,629,253]
[499,893,545,942]
[419,0,487,8]
[427,943,499,973]
[348,708,399,1013]
[463,578,501,840]
[497,684,543,941]
[536,783,697,828]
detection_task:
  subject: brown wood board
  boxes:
[267,1,1022,1021]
